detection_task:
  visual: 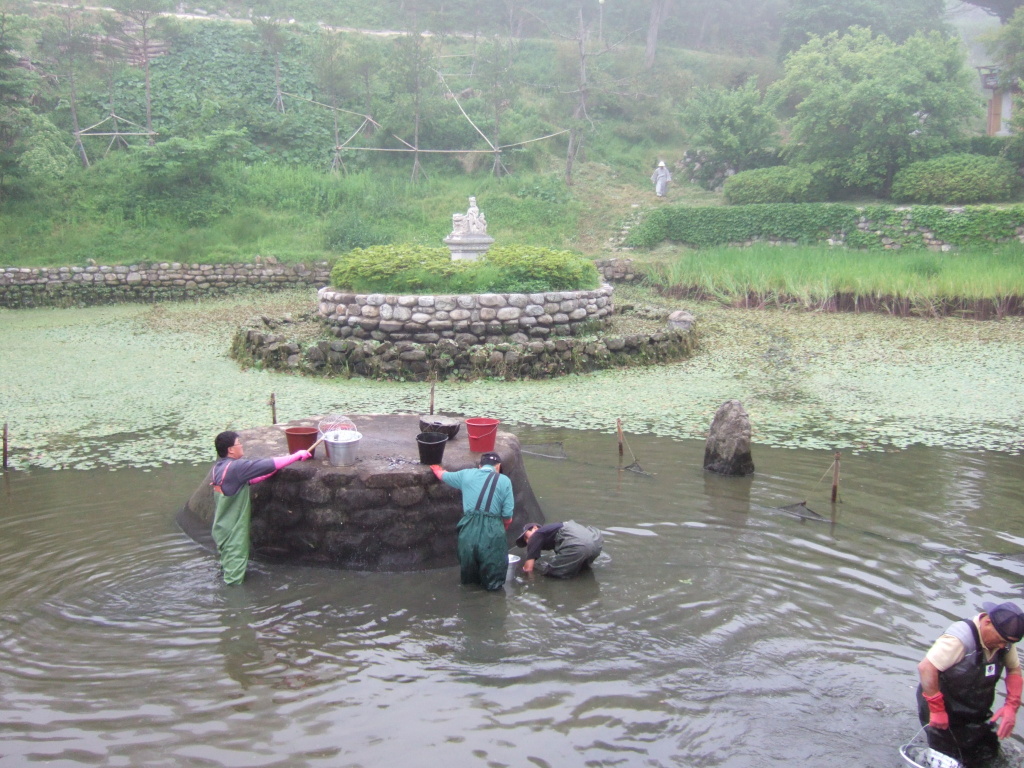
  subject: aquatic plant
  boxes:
[2,287,1022,471]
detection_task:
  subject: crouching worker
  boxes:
[431,452,514,591]
[516,521,603,578]
[917,600,1024,767]
[211,430,311,585]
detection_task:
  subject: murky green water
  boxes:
[1,432,1023,767]
[2,295,1024,766]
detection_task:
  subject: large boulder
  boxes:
[703,400,755,476]
[177,414,544,571]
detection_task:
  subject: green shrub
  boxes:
[723,165,829,204]
[891,154,1021,204]
[323,209,393,251]
[329,244,599,293]
[482,245,601,292]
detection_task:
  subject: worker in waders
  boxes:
[431,452,514,591]
[211,431,311,585]
[516,521,603,578]
[917,601,1024,767]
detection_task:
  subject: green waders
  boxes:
[456,512,508,591]
[212,486,252,585]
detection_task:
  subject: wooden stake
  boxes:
[831,451,841,503]
[429,382,435,416]
[616,418,624,457]
[269,393,277,425]
[2,421,7,470]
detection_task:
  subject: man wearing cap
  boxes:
[917,601,1024,766]
[516,521,604,579]
[431,452,514,591]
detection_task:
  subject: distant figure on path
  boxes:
[651,160,672,197]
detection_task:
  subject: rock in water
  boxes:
[703,400,755,476]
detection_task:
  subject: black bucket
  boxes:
[416,432,448,464]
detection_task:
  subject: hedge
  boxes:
[625,204,1024,250]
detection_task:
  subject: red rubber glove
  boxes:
[430,464,444,481]
[925,691,949,730]
[992,673,1023,739]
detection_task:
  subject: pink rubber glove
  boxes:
[992,673,1022,739]
[274,450,311,470]
[430,464,444,480]
[925,691,949,730]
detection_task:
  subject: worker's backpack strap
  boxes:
[473,470,500,515]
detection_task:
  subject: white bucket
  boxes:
[506,553,520,582]
[324,430,362,467]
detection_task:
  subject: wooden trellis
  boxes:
[77,113,157,162]
[279,86,567,177]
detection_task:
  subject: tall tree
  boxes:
[982,5,1024,85]
[779,0,948,57]
[0,9,31,196]
[38,2,95,167]
[108,0,172,142]
[644,0,670,69]
[769,27,980,194]
[251,17,288,113]
[960,0,1024,22]
[474,37,520,176]
[383,29,441,181]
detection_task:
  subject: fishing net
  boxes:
[778,501,824,521]
[318,414,356,435]
[521,442,567,460]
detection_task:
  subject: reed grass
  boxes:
[642,245,1024,308]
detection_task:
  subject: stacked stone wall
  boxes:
[0,261,331,308]
[594,258,637,283]
[233,317,697,382]
[317,285,614,344]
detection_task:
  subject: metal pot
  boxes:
[324,430,362,467]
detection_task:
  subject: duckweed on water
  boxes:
[1,288,1022,470]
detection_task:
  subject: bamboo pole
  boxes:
[831,451,841,503]
[269,393,277,425]
[429,382,435,416]
[2,421,7,470]
[616,418,624,457]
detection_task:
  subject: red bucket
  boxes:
[284,426,318,457]
[465,418,500,453]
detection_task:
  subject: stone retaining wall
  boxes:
[594,258,637,282]
[233,312,697,382]
[317,284,615,344]
[0,261,331,308]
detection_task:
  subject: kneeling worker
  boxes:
[431,452,514,591]
[516,521,604,578]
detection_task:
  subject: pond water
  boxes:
[2,428,1023,768]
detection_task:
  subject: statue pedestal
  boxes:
[444,234,494,262]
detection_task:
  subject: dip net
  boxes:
[318,414,356,435]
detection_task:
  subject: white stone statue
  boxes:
[451,196,488,238]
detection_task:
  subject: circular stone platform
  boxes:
[176,414,545,572]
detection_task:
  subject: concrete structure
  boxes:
[176,414,544,572]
